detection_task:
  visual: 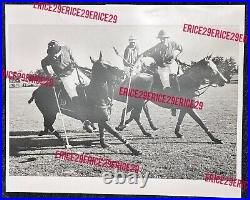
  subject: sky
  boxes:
[5,5,245,72]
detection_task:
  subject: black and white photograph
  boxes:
[4,4,246,198]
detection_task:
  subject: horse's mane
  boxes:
[76,66,92,79]
[176,59,192,74]
[76,62,124,81]
[77,58,204,80]
[176,58,207,74]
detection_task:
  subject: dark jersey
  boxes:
[143,41,182,67]
[41,46,74,77]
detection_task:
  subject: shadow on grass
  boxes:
[10,131,100,157]
[9,131,135,157]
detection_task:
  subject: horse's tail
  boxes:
[28,91,36,104]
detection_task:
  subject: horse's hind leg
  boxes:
[38,114,51,136]
[132,107,153,138]
[187,109,223,144]
[40,113,63,141]
[116,105,133,131]
[103,122,141,155]
[175,109,187,138]
[124,115,133,126]
[116,107,126,128]
[143,103,158,130]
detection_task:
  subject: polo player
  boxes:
[123,35,140,75]
[41,40,93,132]
[142,30,183,116]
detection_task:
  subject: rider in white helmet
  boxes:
[123,35,140,75]
[142,30,183,116]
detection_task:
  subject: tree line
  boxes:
[8,56,238,87]
[179,56,238,83]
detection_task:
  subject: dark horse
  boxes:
[111,55,228,144]
[28,52,141,155]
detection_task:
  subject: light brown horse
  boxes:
[111,55,228,144]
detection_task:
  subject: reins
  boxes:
[194,83,217,97]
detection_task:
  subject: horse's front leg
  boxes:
[175,109,187,138]
[187,109,223,144]
[39,113,63,142]
[115,105,133,131]
[115,108,126,131]
[143,103,158,130]
[98,123,111,148]
[132,107,153,138]
[103,122,141,155]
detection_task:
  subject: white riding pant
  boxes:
[60,68,90,98]
[158,60,183,88]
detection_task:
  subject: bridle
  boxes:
[186,61,220,97]
[194,83,217,97]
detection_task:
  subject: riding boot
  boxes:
[169,74,180,117]
[71,96,93,133]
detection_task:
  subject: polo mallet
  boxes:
[113,47,135,120]
[52,86,72,149]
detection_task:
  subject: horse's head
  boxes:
[193,54,228,87]
[139,57,158,74]
[90,51,124,85]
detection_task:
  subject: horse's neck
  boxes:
[90,77,106,86]
[181,69,205,89]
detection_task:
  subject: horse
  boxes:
[28,52,141,155]
[106,54,228,144]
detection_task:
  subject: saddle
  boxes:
[84,83,112,123]
[150,69,181,96]
[55,83,88,110]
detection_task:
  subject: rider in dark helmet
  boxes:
[41,40,93,132]
[142,30,183,116]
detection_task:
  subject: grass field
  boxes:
[8,84,238,179]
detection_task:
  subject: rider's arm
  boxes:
[136,46,139,57]
[133,46,141,64]
[173,50,181,60]
[123,47,131,67]
[171,41,183,59]
[68,48,75,63]
[41,57,51,76]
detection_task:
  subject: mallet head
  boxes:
[65,144,72,149]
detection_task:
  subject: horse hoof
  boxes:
[151,126,159,131]
[143,132,153,138]
[213,138,223,144]
[176,133,184,139]
[38,131,46,136]
[132,149,142,156]
[101,143,111,149]
[115,127,121,131]
[115,125,127,131]
[53,131,63,140]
